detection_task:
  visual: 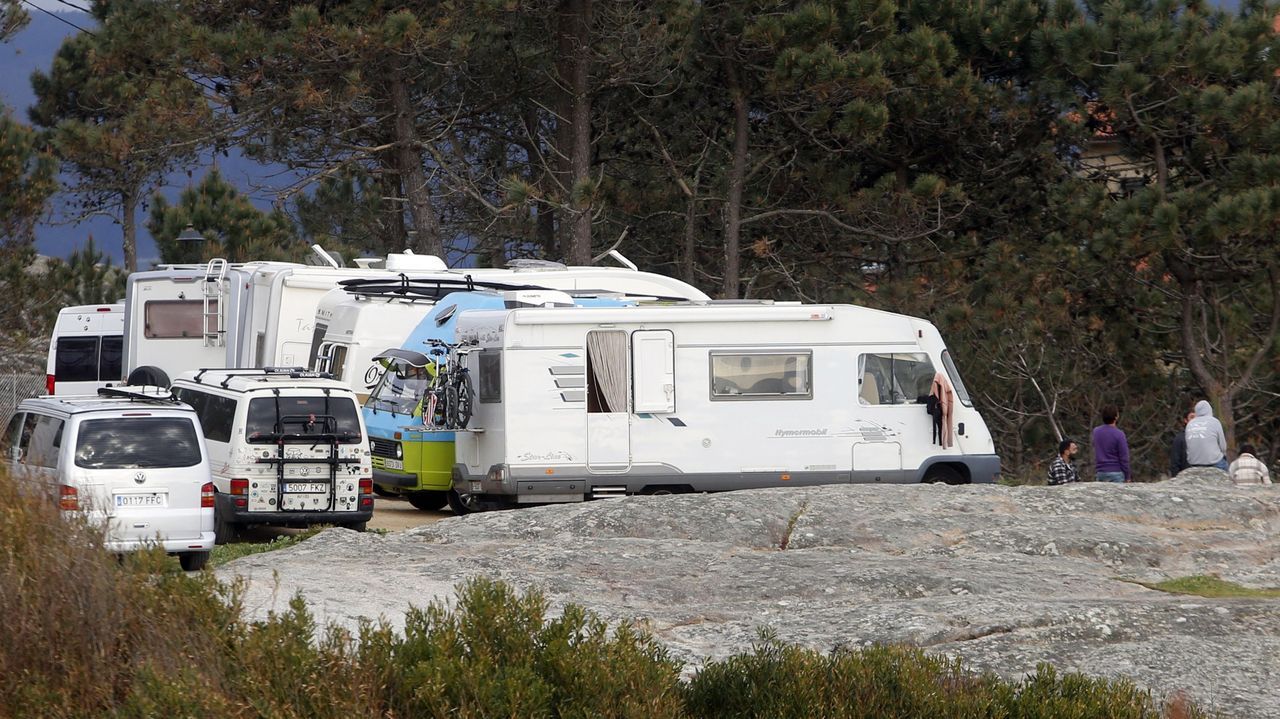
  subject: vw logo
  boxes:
[133,471,147,485]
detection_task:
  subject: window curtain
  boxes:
[587,331,628,413]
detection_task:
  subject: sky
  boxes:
[2,6,298,267]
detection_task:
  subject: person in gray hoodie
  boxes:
[1185,400,1228,470]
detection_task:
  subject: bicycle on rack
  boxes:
[421,338,477,430]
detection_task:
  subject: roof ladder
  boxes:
[202,258,227,347]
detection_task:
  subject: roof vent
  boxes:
[386,253,448,272]
[503,289,574,308]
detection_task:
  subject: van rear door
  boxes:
[71,415,208,542]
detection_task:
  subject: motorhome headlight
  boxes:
[395,443,403,459]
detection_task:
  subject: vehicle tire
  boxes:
[126,365,170,388]
[922,464,967,485]
[452,372,474,429]
[447,489,481,515]
[179,551,210,572]
[340,520,368,532]
[214,506,238,545]
[406,490,448,511]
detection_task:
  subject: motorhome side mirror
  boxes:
[958,422,965,436]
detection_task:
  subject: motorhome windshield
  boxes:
[75,417,202,469]
[246,396,362,442]
[365,361,434,417]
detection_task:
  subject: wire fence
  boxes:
[1,374,47,427]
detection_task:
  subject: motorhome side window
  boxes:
[144,300,215,339]
[478,351,501,403]
[172,388,236,443]
[26,415,64,468]
[2,413,24,460]
[858,352,936,405]
[709,352,812,400]
[940,350,973,407]
[245,396,362,442]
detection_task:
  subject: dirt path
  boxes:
[368,495,452,532]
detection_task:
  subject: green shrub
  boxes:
[684,636,1213,719]
[0,467,1215,718]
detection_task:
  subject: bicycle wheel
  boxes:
[426,390,444,429]
[452,371,474,429]
[445,384,460,430]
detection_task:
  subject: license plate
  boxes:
[115,493,166,508]
[470,481,482,493]
[383,458,403,470]
[284,483,328,493]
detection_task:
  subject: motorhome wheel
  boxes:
[213,507,238,545]
[447,489,482,515]
[126,365,171,388]
[179,551,210,571]
[922,464,967,485]
[406,490,448,511]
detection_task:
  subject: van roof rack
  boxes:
[97,386,179,404]
[188,367,336,388]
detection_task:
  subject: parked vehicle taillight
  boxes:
[230,478,248,509]
[58,485,79,511]
[45,375,55,395]
[200,482,215,508]
[358,477,373,510]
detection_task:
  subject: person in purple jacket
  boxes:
[1092,404,1130,483]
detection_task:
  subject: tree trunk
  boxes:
[560,0,594,266]
[389,68,444,258]
[681,196,697,285]
[121,185,138,272]
[721,58,748,299]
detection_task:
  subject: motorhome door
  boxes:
[585,330,630,471]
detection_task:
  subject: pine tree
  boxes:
[28,0,208,272]
[147,169,301,265]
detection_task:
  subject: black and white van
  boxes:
[170,368,374,542]
[45,304,124,395]
[2,387,216,570]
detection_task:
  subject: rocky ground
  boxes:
[219,469,1280,718]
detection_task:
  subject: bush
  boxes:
[0,467,1213,718]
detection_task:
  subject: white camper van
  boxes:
[45,304,124,395]
[451,302,1000,505]
[3,388,216,569]
[170,368,374,542]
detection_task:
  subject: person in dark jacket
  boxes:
[1168,408,1195,477]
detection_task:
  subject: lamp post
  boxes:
[174,224,206,264]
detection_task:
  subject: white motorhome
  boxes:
[451,302,1000,505]
[121,250,446,386]
[45,304,124,396]
[309,260,711,400]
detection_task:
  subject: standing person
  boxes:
[1228,444,1272,485]
[1092,405,1130,483]
[1048,439,1081,485]
[1168,408,1195,477]
[1185,400,1228,471]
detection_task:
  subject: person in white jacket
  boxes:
[1185,400,1227,470]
